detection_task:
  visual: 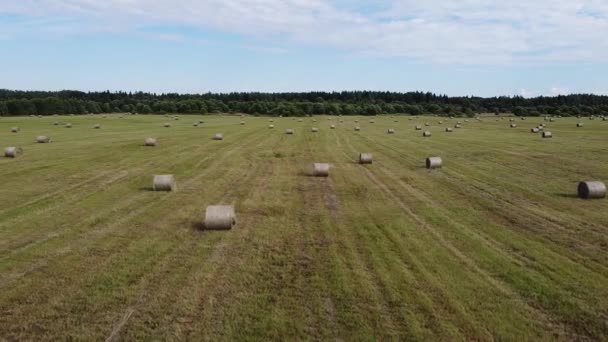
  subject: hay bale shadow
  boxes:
[554,193,579,198]
[139,186,154,191]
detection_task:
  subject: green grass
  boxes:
[1,114,607,340]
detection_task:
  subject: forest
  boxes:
[1,89,608,117]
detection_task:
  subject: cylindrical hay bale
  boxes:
[423,131,432,137]
[204,205,236,230]
[354,126,361,131]
[53,121,59,125]
[359,153,373,164]
[578,181,607,199]
[269,119,274,122]
[11,127,19,133]
[550,118,555,122]
[153,175,176,191]
[531,128,540,133]
[445,127,453,132]
[354,120,359,123]
[510,118,515,122]
[213,133,224,140]
[94,124,101,129]
[312,119,317,122]
[268,124,275,128]
[144,138,157,146]
[164,123,171,127]
[330,124,336,129]
[369,120,375,123]
[537,126,544,131]
[240,121,245,125]
[311,127,319,132]
[387,128,395,134]
[36,136,50,143]
[65,123,72,128]
[415,125,422,130]
[193,122,199,127]
[439,120,443,124]
[426,157,442,169]
[454,124,462,128]
[542,131,553,138]
[577,123,583,127]
[298,119,303,122]
[424,122,430,126]
[510,123,517,128]
[286,129,294,135]
[4,146,22,158]
[312,163,330,177]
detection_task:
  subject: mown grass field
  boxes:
[1,114,607,340]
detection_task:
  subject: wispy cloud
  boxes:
[1,0,608,64]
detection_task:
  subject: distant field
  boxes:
[1,114,607,340]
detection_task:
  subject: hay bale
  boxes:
[537,126,544,131]
[423,131,432,137]
[36,136,50,143]
[415,125,422,130]
[312,163,330,177]
[164,123,171,127]
[53,121,59,125]
[193,122,199,127]
[439,120,443,124]
[445,127,453,132]
[454,124,462,128]
[359,153,373,164]
[65,123,72,128]
[354,120,359,123]
[424,122,430,126]
[369,120,375,123]
[4,146,22,158]
[240,121,245,125]
[213,133,224,140]
[542,131,553,138]
[354,126,361,131]
[269,119,274,122]
[298,119,303,122]
[204,205,236,230]
[144,138,157,146]
[531,128,540,133]
[286,129,294,135]
[268,124,275,128]
[311,127,319,132]
[510,123,517,128]
[153,175,176,191]
[94,124,101,129]
[426,156,442,169]
[330,124,336,129]
[11,127,19,133]
[387,128,395,134]
[577,123,583,127]
[578,181,606,199]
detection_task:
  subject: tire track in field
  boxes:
[332,128,571,339]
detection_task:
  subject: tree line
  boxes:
[1,89,607,117]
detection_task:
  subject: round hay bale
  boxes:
[193,122,199,127]
[542,131,553,138]
[65,123,72,128]
[369,120,375,123]
[312,163,330,177]
[36,136,50,143]
[426,156,442,169]
[354,126,361,131]
[269,119,274,122]
[330,124,336,129]
[537,126,544,131]
[298,119,303,122]
[204,205,236,230]
[354,120,359,123]
[531,128,540,133]
[464,119,469,122]
[577,123,583,127]
[424,122,430,126]
[4,146,22,158]
[213,133,224,140]
[312,119,317,122]
[423,131,432,137]
[445,127,453,132]
[94,124,101,129]
[286,129,294,135]
[153,175,176,191]
[415,125,422,130]
[510,123,517,128]
[359,153,373,164]
[387,128,395,134]
[11,127,19,133]
[144,138,157,146]
[577,181,606,199]
[510,118,515,122]
[454,124,462,128]
[240,121,245,125]
[268,124,275,128]
[550,118,555,122]
[439,120,443,124]
[164,123,171,127]
[53,121,59,125]
[311,127,319,132]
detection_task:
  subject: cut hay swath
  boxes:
[312,163,330,177]
[359,153,373,164]
[204,205,236,230]
[4,146,22,158]
[152,175,176,191]
[577,181,606,199]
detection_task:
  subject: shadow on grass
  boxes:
[191,221,233,231]
[139,186,154,191]
[554,193,580,198]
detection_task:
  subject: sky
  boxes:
[1,0,607,97]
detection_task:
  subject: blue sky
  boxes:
[1,0,607,97]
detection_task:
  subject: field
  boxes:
[1,114,607,340]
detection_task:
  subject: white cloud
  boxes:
[549,87,570,96]
[1,0,608,64]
